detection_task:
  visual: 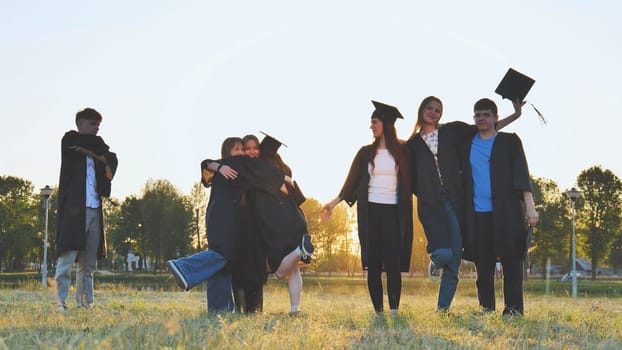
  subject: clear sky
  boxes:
[2,1,621,202]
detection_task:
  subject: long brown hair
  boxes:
[370,117,402,169]
[409,96,443,138]
[259,147,292,177]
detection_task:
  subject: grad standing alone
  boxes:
[323,101,413,316]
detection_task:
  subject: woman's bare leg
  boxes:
[274,248,301,278]
[287,265,302,313]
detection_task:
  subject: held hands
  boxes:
[321,197,341,222]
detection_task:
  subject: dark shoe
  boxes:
[502,307,523,316]
[300,254,312,265]
[428,261,441,281]
[166,260,189,291]
[300,234,314,258]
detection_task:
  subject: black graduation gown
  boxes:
[205,156,284,261]
[254,181,309,272]
[406,121,476,253]
[338,144,413,272]
[461,132,532,262]
[56,131,118,258]
[231,190,267,287]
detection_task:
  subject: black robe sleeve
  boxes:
[511,135,532,193]
[222,156,285,196]
[339,147,367,206]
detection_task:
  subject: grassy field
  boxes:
[1,276,622,349]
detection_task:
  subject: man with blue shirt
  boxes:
[461,98,538,315]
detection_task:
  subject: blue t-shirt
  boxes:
[470,133,497,212]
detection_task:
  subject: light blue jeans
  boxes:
[55,208,100,308]
[429,200,462,310]
[172,250,228,290]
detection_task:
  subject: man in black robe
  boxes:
[461,98,538,315]
[54,108,118,312]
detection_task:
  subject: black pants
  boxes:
[367,202,402,312]
[474,212,524,315]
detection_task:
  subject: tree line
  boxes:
[1,165,621,279]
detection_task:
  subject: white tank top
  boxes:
[368,149,398,204]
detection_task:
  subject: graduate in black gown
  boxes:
[231,134,267,313]
[323,101,413,317]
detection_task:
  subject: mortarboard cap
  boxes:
[495,68,535,102]
[260,131,287,153]
[371,100,404,123]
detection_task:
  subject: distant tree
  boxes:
[301,198,352,275]
[110,196,147,270]
[98,198,120,269]
[141,179,193,272]
[0,176,38,272]
[187,182,208,251]
[576,166,622,280]
[529,177,569,277]
[610,232,622,275]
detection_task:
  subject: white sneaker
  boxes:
[58,305,68,313]
[166,260,189,291]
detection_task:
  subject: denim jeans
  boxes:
[173,250,228,290]
[207,269,235,313]
[55,208,100,308]
[429,199,462,310]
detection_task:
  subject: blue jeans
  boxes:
[429,200,462,310]
[173,250,227,290]
[207,270,235,313]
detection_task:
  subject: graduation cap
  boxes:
[495,68,535,102]
[260,131,287,153]
[371,100,404,123]
[495,68,547,125]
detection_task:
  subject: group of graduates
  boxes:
[323,96,538,316]
[51,70,539,317]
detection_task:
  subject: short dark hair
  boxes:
[75,108,102,124]
[474,98,497,115]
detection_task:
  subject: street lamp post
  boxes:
[195,208,201,251]
[40,185,54,288]
[566,187,581,298]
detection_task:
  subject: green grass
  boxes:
[1,276,622,349]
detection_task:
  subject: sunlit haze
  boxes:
[2,1,621,202]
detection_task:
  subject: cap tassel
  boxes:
[530,103,547,125]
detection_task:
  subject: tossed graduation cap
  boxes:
[371,100,404,123]
[260,131,287,153]
[495,68,547,125]
[495,68,535,102]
